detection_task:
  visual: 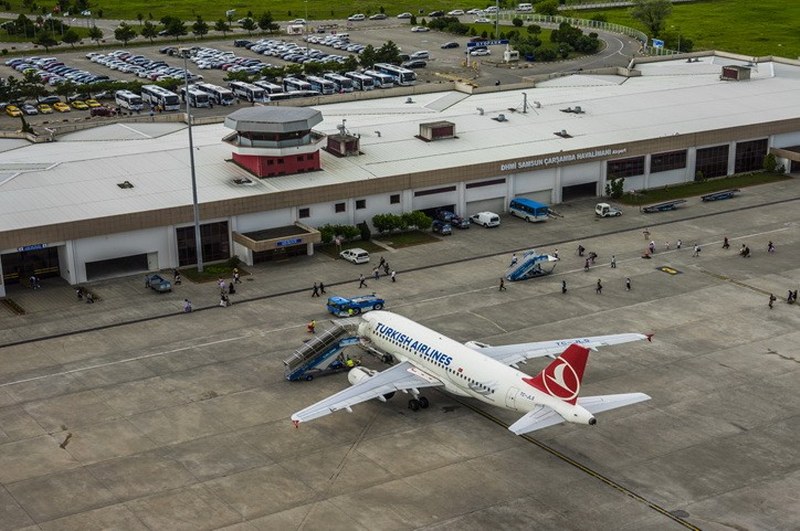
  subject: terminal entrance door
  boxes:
[1,247,61,286]
[561,182,597,201]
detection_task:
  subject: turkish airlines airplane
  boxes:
[292,311,651,435]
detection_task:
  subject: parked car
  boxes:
[145,273,172,293]
[71,100,89,110]
[411,26,430,32]
[410,50,430,60]
[347,13,366,21]
[90,106,116,117]
[470,48,491,56]
[5,105,22,117]
[369,13,387,20]
[36,103,53,114]
[397,12,412,18]
[428,10,444,17]
[21,103,38,115]
[38,95,61,104]
[470,211,501,227]
[402,59,427,69]
[448,9,465,15]
[436,210,470,229]
[53,102,71,112]
[340,248,370,264]
[84,98,101,108]
[441,42,460,49]
[431,220,453,235]
[475,17,491,23]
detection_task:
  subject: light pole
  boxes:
[181,49,204,272]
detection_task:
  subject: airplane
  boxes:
[291,311,652,435]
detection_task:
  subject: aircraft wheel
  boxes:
[382,354,393,364]
[305,374,314,381]
[418,396,429,409]
[353,307,361,315]
[408,399,420,411]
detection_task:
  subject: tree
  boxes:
[535,0,559,16]
[114,22,137,45]
[303,61,324,76]
[512,17,523,27]
[141,20,158,42]
[375,41,401,65]
[32,31,57,51]
[192,16,209,38]
[258,11,279,33]
[61,28,80,47]
[87,24,103,44]
[161,16,187,40]
[240,17,256,35]
[359,44,377,68]
[214,19,230,36]
[630,0,672,37]
[137,13,144,26]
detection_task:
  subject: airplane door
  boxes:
[505,387,519,410]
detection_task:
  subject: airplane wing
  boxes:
[467,333,651,367]
[291,361,443,424]
[577,393,651,414]
[508,393,651,436]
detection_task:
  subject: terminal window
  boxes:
[696,145,729,178]
[299,208,310,218]
[390,194,400,204]
[734,138,768,173]
[650,150,687,173]
[356,199,366,209]
[607,156,645,178]
[335,202,346,213]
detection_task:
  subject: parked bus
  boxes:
[283,77,312,92]
[178,86,211,108]
[323,72,354,93]
[362,69,395,88]
[509,197,550,222]
[345,71,375,91]
[194,82,235,105]
[253,80,284,95]
[269,90,321,101]
[114,89,143,111]
[140,85,180,111]
[305,75,336,95]
[228,80,267,103]
[373,62,417,86]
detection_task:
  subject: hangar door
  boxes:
[466,198,505,216]
[85,253,151,280]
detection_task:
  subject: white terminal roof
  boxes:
[1,56,799,233]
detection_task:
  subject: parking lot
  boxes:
[1,180,799,529]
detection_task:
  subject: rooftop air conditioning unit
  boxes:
[418,121,456,141]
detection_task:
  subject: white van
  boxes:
[517,3,533,12]
[410,50,430,60]
[470,211,501,227]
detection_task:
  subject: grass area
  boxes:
[0,21,92,44]
[575,0,800,57]
[616,172,791,206]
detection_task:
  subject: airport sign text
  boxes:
[499,148,628,172]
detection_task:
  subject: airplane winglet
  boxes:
[646,333,654,342]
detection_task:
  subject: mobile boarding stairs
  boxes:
[505,250,559,281]
[284,318,372,381]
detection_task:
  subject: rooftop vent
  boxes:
[493,114,507,122]
[405,97,414,104]
[560,106,585,114]
[325,133,361,157]
[117,180,134,189]
[417,121,456,142]
[554,129,572,138]
[233,178,256,186]
[721,65,751,81]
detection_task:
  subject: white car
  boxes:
[447,9,465,15]
[411,26,430,32]
[397,12,412,18]
[466,8,483,14]
[470,48,491,56]
[475,17,491,23]
[291,18,307,25]
[340,248,370,264]
[484,5,499,12]
[347,13,366,21]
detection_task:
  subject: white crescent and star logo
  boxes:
[543,358,580,401]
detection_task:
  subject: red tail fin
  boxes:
[522,344,590,405]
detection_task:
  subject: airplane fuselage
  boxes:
[360,311,591,423]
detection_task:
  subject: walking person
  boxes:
[76,287,83,300]
[664,241,670,251]
[553,248,559,260]
[311,282,320,297]
[768,241,775,253]
[358,274,368,288]
[677,239,682,250]
[584,258,590,272]
[391,270,396,282]
[643,228,650,240]
[723,237,730,249]
[510,253,518,267]
[610,255,616,268]
[692,244,701,257]
[319,282,326,294]
[228,282,236,295]
[183,299,192,313]
[626,277,631,291]
[383,263,390,275]
[499,277,507,291]
[648,240,656,255]
[596,279,603,294]
[769,293,777,309]
[233,268,241,284]
[577,244,585,257]
[561,280,567,294]
[373,268,380,281]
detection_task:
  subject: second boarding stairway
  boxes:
[283,318,363,381]
[505,250,559,281]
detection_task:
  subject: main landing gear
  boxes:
[408,396,430,411]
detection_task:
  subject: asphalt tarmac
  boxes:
[1,179,798,529]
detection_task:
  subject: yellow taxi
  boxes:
[5,105,23,117]
[84,98,101,108]
[37,103,54,114]
[71,100,89,110]
[53,102,71,113]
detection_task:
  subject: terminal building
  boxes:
[1,54,799,297]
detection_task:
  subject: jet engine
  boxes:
[347,367,395,401]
